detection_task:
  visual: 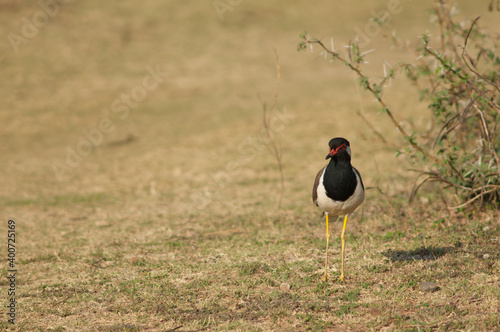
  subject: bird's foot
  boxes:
[321,273,329,282]
[338,274,346,283]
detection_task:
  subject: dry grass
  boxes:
[1,1,499,331]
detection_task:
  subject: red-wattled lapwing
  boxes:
[312,137,365,282]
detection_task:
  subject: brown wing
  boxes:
[312,166,326,206]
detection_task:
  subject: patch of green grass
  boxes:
[399,279,418,290]
[383,230,406,241]
[432,218,446,228]
[99,324,142,332]
[334,302,359,317]
[296,313,333,331]
[52,327,66,332]
[484,314,500,328]
[239,261,271,276]
[365,264,389,273]
[360,282,372,289]
[312,281,338,295]
[338,289,360,302]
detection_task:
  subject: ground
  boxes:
[1,0,499,331]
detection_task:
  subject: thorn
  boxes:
[360,49,376,57]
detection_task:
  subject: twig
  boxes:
[409,169,472,192]
[461,16,500,94]
[258,48,285,210]
[409,175,435,203]
[379,25,438,99]
[270,48,281,112]
[466,82,500,111]
[356,110,389,144]
[304,37,439,164]
[450,187,500,209]
[460,17,500,177]
[432,96,478,148]
[423,45,468,81]
[440,191,452,216]
[434,0,446,52]
[365,186,386,196]
[473,100,500,180]
[442,0,458,57]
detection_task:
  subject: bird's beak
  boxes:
[326,143,346,159]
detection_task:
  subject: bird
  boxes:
[312,137,365,282]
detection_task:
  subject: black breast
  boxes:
[323,160,358,202]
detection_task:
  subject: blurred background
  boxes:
[2,0,497,212]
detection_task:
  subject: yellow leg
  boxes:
[321,213,330,282]
[339,215,349,282]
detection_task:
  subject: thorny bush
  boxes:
[298,1,500,211]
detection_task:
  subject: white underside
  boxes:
[316,167,365,216]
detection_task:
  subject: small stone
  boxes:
[482,226,490,232]
[280,283,291,292]
[483,254,490,259]
[419,282,438,292]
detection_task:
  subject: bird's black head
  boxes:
[325,137,351,160]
